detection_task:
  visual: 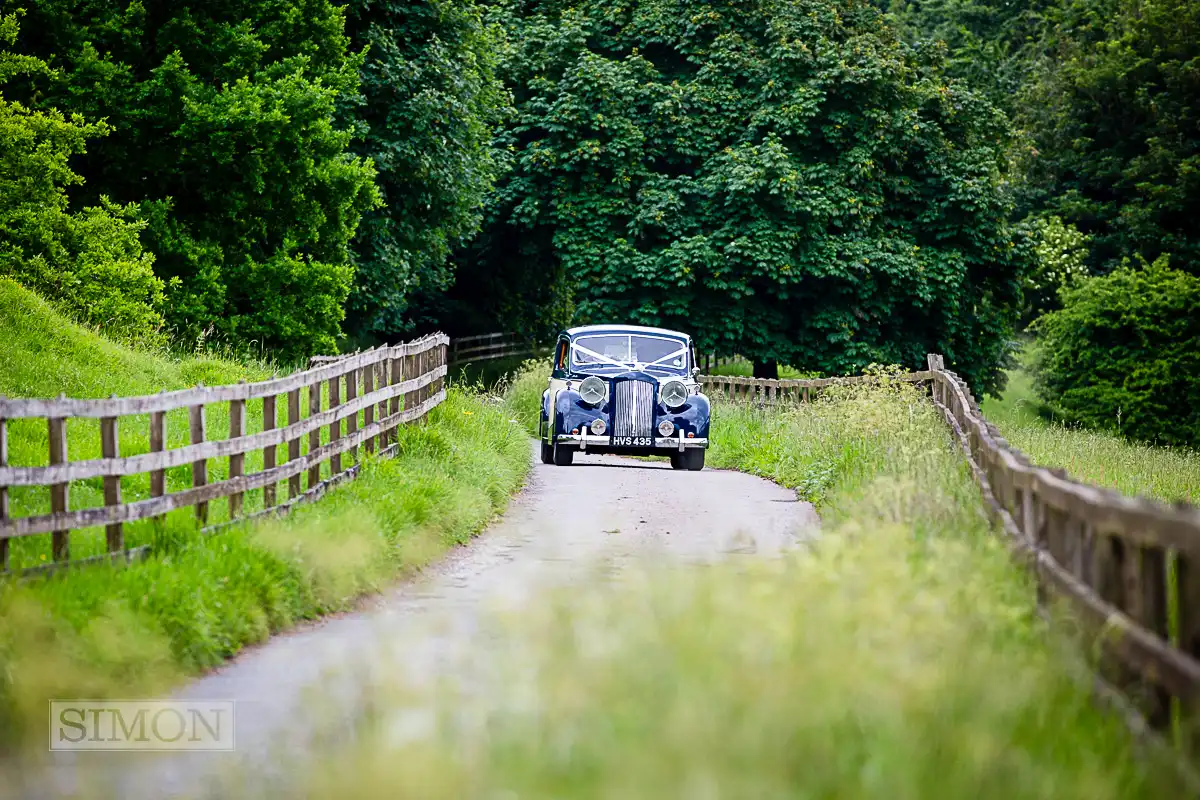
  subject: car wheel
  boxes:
[553,442,574,466]
[683,448,705,472]
[540,437,554,464]
[670,453,685,470]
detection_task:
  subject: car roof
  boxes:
[563,324,691,341]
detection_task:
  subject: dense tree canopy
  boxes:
[5,0,379,358]
[342,0,509,342]
[0,12,164,343]
[465,0,1027,391]
[1018,0,1200,278]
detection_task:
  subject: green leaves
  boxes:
[0,15,165,344]
[341,0,509,342]
[4,0,378,359]
[468,0,1025,391]
[1032,255,1200,446]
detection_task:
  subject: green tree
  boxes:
[1023,215,1090,322]
[469,0,1027,391]
[0,12,165,343]
[1017,0,1200,278]
[341,0,509,342]
[1032,254,1200,446]
[5,0,380,358]
[876,0,1053,112]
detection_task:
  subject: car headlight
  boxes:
[660,380,688,410]
[579,376,606,407]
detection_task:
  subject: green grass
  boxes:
[706,354,817,379]
[982,346,1200,503]
[0,281,532,750]
[237,370,1180,798]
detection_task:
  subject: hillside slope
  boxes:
[0,277,271,400]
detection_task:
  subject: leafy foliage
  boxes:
[341,0,509,342]
[466,0,1027,393]
[1017,0,1200,278]
[1032,255,1200,447]
[4,0,380,358]
[876,0,1054,112]
[0,13,164,344]
[1024,215,1090,321]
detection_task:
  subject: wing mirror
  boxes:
[692,367,701,380]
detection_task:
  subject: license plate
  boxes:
[613,436,653,447]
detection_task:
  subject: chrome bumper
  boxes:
[555,433,708,451]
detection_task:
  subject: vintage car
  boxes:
[539,324,710,470]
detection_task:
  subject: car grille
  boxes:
[612,378,655,439]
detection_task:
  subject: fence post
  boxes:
[0,411,8,572]
[149,394,166,503]
[189,393,208,524]
[229,386,247,519]
[100,405,122,554]
[263,392,278,508]
[363,354,377,456]
[1175,553,1200,755]
[346,366,359,462]
[386,350,401,446]
[376,357,389,450]
[1119,541,1172,727]
[287,388,302,499]
[329,373,342,475]
[49,405,69,562]
[308,378,322,489]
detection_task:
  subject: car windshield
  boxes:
[570,334,689,375]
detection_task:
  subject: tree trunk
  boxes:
[752,358,778,379]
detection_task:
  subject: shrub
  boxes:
[0,13,166,345]
[1031,255,1200,446]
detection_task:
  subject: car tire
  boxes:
[540,437,554,464]
[552,442,575,466]
[683,448,705,472]
[670,453,685,470]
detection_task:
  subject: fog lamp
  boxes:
[591,419,607,435]
[657,420,675,437]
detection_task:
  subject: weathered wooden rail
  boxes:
[448,332,548,367]
[706,356,1200,769]
[0,333,448,576]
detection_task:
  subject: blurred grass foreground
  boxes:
[254,370,1179,798]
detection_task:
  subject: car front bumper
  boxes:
[554,433,709,451]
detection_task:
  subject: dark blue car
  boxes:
[539,324,711,470]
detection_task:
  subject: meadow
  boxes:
[981,348,1200,504]
[234,368,1183,798]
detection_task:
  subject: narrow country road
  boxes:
[26,443,818,800]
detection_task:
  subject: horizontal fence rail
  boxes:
[448,332,549,367]
[705,355,1200,774]
[0,333,449,577]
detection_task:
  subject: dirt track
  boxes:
[29,442,817,799]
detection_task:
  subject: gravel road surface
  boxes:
[24,442,817,799]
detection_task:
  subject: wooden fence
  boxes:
[448,332,548,367]
[0,334,448,577]
[705,355,1200,771]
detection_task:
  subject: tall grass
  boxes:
[0,389,530,751]
[982,356,1200,503]
[0,283,533,751]
[238,371,1178,798]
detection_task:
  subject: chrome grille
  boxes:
[612,379,655,439]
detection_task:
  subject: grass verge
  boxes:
[251,367,1179,798]
[982,346,1200,503]
[0,280,532,750]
